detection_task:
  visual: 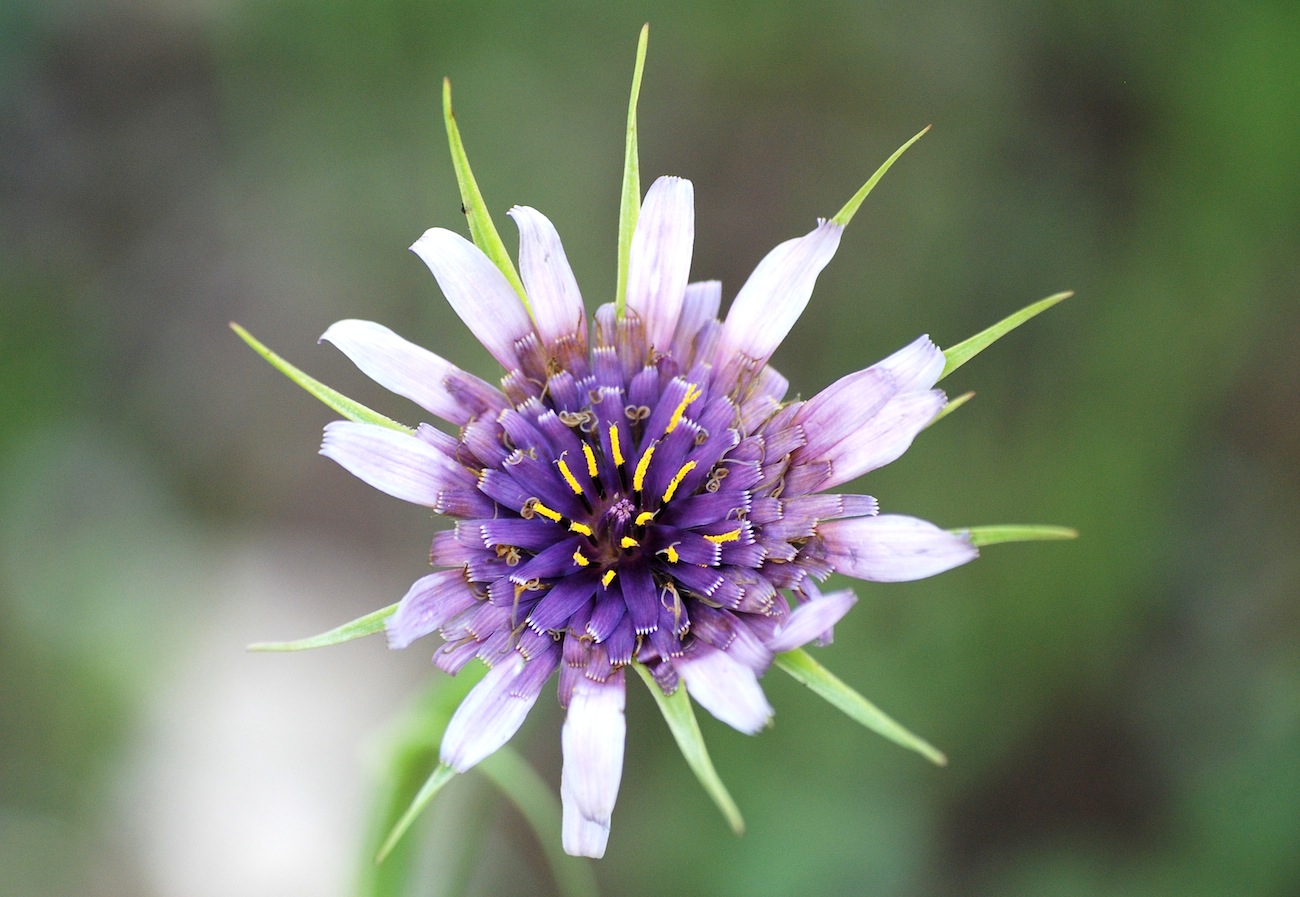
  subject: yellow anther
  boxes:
[661,461,697,503]
[608,423,625,467]
[665,383,703,434]
[632,443,656,493]
[601,569,618,588]
[659,544,680,564]
[555,455,583,495]
[530,500,562,523]
[582,442,599,478]
[620,536,639,549]
[704,528,743,544]
[635,511,655,526]
[572,548,590,567]
[569,521,593,537]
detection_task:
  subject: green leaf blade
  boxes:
[940,291,1073,381]
[230,323,413,433]
[633,662,744,834]
[960,524,1079,547]
[441,78,530,311]
[614,23,650,320]
[831,125,930,227]
[775,649,947,766]
[247,603,397,652]
[376,763,458,863]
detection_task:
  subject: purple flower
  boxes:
[316,172,977,857]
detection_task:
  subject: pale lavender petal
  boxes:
[873,334,945,392]
[626,176,695,353]
[560,672,626,858]
[819,389,947,488]
[321,319,503,425]
[509,206,587,348]
[319,420,474,507]
[766,589,858,653]
[386,570,479,649]
[716,220,843,369]
[677,648,773,735]
[669,279,722,362]
[794,366,897,459]
[410,227,534,369]
[440,652,548,772]
[818,514,977,582]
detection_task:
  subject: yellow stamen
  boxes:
[635,511,655,526]
[582,442,599,478]
[531,500,562,523]
[601,569,617,588]
[620,536,639,549]
[609,423,625,467]
[659,544,680,563]
[632,442,656,493]
[704,528,742,544]
[555,455,583,495]
[661,461,697,503]
[665,383,703,434]
[569,521,593,537]
[572,548,590,567]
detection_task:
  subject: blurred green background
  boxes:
[2,0,1297,895]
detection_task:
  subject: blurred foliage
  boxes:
[2,0,1297,895]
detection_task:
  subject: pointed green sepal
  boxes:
[376,762,458,863]
[633,662,745,834]
[614,23,650,320]
[831,125,931,227]
[231,323,413,434]
[442,78,530,311]
[959,524,1079,547]
[247,602,397,652]
[940,291,1072,381]
[931,390,975,425]
[774,648,947,766]
[479,749,600,897]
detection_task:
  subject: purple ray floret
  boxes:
[320,179,976,857]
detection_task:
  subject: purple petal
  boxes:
[560,672,627,858]
[319,421,474,508]
[677,648,773,735]
[626,176,695,353]
[320,319,504,425]
[766,589,858,653]
[794,367,897,459]
[817,514,978,582]
[716,220,843,370]
[819,390,946,488]
[386,570,479,649]
[509,206,587,349]
[410,227,534,370]
[440,652,552,772]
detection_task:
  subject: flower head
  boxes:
[240,28,1074,864]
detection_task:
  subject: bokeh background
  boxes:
[3,1,1298,895]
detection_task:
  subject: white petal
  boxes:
[410,227,534,370]
[819,389,946,488]
[626,176,695,353]
[818,514,978,582]
[560,673,626,858]
[678,649,773,735]
[509,206,587,348]
[319,420,473,507]
[716,220,842,368]
[440,653,545,772]
[320,319,504,425]
[766,589,858,653]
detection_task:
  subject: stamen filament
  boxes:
[704,528,742,544]
[609,423,625,467]
[582,442,599,478]
[632,442,656,493]
[556,455,584,495]
[661,461,697,503]
[666,383,703,434]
